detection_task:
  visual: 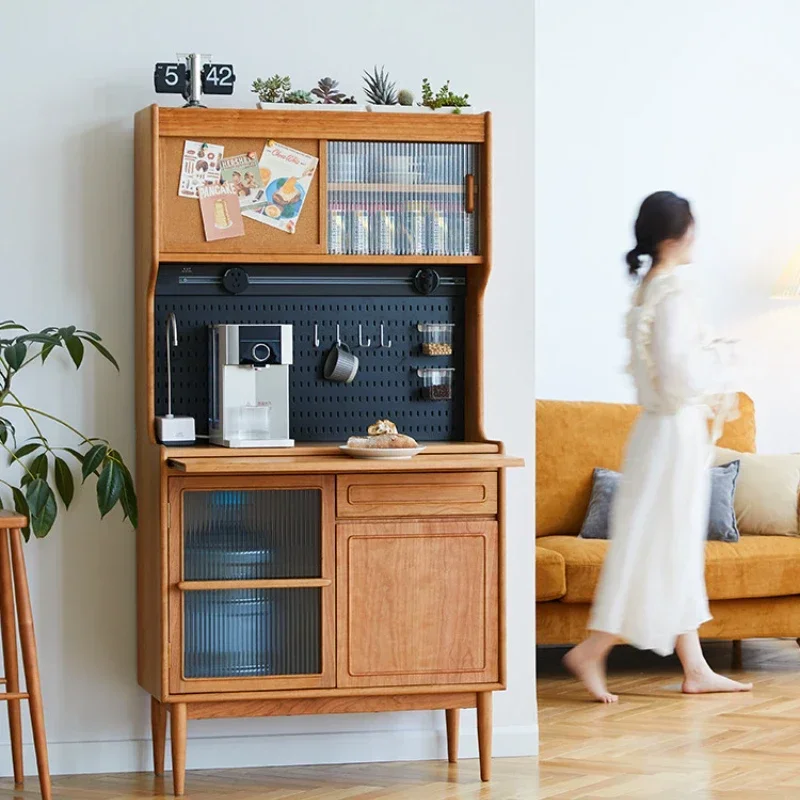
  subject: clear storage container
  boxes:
[417,367,455,401]
[418,323,455,356]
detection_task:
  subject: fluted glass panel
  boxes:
[327,141,479,256]
[183,588,321,679]
[183,489,321,580]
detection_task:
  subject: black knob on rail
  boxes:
[222,267,250,295]
[413,269,441,296]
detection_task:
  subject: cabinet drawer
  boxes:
[336,472,497,518]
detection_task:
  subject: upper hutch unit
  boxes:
[135,105,521,796]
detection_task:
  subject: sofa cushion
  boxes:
[537,534,800,603]
[536,547,566,601]
[713,448,800,536]
[535,394,756,537]
[579,462,741,542]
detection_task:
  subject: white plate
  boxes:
[339,445,426,460]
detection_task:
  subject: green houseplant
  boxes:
[252,75,292,104]
[420,78,470,112]
[0,321,136,540]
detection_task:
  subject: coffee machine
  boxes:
[209,324,294,448]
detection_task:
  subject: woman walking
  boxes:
[564,191,753,702]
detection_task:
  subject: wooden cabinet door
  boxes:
[336,519,498,687]
[168,475,335,694]
[159,136,325,256]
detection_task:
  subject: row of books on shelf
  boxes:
[328,202,476,256]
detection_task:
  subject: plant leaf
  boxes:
[3,342,27,370]
[81,444,107,481]
[11,442,40,463]
[0,321,27,332]
[18,333,60,345]
[76,329,102,341]
[65,335,84,369]
[26,479,57,538]
[118,461,138,528]
[40,342,57,363]
[63,447,85,465]
[0,418,15,446]
[29,453,48,480]
[54,456,75,509]
[26,477,50,517]
[96,460,123,518]
[11,487,30,542]
[83,337,119,370]
[58,326,77,339]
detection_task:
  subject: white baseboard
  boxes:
[0,724,539,777]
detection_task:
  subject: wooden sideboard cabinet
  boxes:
[134,106,522,796]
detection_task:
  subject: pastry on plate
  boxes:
[347,419,418,449]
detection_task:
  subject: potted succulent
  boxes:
[420,78,472,113]
[253,76,362,110]
[252,75,292,108]
[363,66,417,113]
[0,321,135,540]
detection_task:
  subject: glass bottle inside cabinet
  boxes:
[181,488,322,679]
[327,142,479,256]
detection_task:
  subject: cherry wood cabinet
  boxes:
[135,106,522,796]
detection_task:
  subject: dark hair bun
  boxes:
[625,248,643,276]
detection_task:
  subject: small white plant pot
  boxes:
[365,104,422,113]
[256,102,366,112]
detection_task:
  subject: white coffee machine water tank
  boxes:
[209,324,294,448]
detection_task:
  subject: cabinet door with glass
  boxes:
[326,141,480,257]
[168,475,335,693]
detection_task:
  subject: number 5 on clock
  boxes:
[154,63,187,94]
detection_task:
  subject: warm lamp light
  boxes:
[772,248,800,298]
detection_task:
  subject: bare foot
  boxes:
[682,670,753,694]
[563,645,618,703]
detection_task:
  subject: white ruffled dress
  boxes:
[587,265,740,656]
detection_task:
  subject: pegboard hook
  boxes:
[336,323,342,347]
[358,324,371,348]
[379,323,392,349]
[313,323,320,348]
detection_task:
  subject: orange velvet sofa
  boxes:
[536,396,800,645]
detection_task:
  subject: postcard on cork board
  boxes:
[199,184,244,241]
[242,140,318,234]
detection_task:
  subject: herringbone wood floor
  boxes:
[0,639,797,798]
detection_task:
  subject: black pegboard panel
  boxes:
[154,265,466,442]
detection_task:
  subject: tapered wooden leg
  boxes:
[732,640,743,670]
[10,529,51,800]
[445,708,459,763]
[171,703,187,796]
[476,692,492,782]
[0,529,23,785]
[152,696,168,776]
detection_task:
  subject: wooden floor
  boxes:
[0,639,796,798]
[537,637,800,798]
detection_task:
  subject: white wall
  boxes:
[536,0,800,454]
[1,0,535,778]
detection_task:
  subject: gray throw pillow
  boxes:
[579,461,741,543]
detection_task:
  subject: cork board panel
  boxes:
[159,137,323,256]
